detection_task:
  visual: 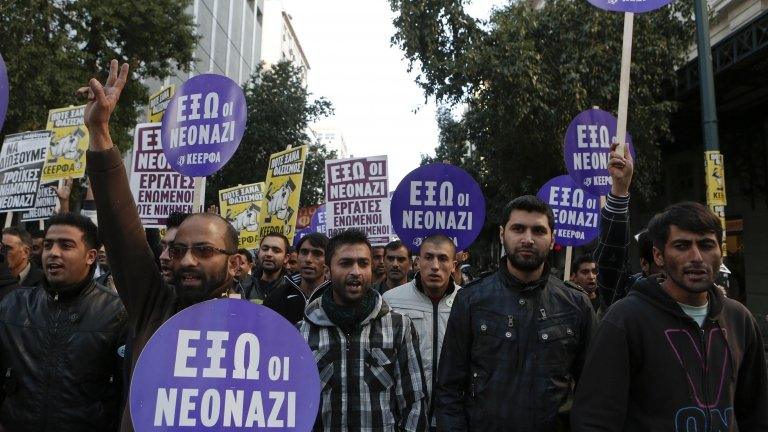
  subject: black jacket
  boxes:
[0,271,127,431]
[20,263,45,288]
[243,270,289,303]
[572,277,768,431]
[264,274,328,324]
[436,258,597,431]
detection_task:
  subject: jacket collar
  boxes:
[498,256,550,293]
[630,276,725,320]
[44,267,97,303]
[304,287,388,327]
[413,272,457,298]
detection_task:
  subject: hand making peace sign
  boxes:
[76,59,130,149]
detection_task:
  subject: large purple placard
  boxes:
[0,53,8,133]
[390,163,485,251]
[161,74,246,177]
[563,108,634,196]
[586,0,675,13]
[536,175,600,247]
[130,299,320,431]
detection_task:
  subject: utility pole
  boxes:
[694,0,728,254]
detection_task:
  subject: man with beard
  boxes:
[436,195,596,431]
[82,60,242,432]
[372,245,386,284]
[245,233,289,303]
[0,212,127,431]
[373,240,411,293]
[384,234,460,430]
[264,233,329,324]
[158,212,190,284]
[300,229,428,431]
[569,255,599,312]
[572,202,768,431]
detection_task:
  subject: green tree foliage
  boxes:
[206,61,335,207]
[0,0,198,151]
[392,0,694,221]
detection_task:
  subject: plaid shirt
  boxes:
[299,292,428,432]
[593,193,638,310]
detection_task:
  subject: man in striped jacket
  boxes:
[300,229,428,432]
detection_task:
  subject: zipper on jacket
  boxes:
[428,299,439,423]
[699,326,712,431]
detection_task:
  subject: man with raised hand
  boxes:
[384,234,460,430]
[300,229,428,431]
[436,195,596,431]
[82,60,242,432]
[373,239,412,294]
[572,202,768,431]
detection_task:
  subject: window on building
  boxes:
[257,6,263,26]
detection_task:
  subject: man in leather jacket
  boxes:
[0,212,127,431]
[436,195,597,431]
[82,60,242,432]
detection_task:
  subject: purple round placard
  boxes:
[563,108,635,196]
[0,53,8,133]
[130,299,320,431]
[586,0,676,13]
[310,205,326,234]
[536,175,600,247]
[390,163,485,251]
[161,74,246,177]
[293,227,311,248]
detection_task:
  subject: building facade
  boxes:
[260,0,310,84]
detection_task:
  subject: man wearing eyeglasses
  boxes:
[82,60,243,432]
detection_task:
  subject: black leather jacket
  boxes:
[435,259,597,431]
[0,276,127,431]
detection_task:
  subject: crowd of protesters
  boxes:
[0,60,765,432]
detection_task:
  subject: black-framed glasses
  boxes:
[168,244,236,260]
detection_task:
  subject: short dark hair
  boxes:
[384,240,409,254]
[47,212,100,250]
[298,232,329,251]
[237,248,253,264]
[181,213,239,252]
[636,229,654,265]
[3,227,32,248]
[420,234,457,255]
[166,212,191,230]
[29,227,45,240]
[647,202,722,250]
[260,232,290,252]
[501,195,555,232]
[571,255,595,275]
[326,229,371,266]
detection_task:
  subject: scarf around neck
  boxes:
[321,286,377,333]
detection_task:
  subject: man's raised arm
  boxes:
[82,60,168,319]
[594,142,634,310]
